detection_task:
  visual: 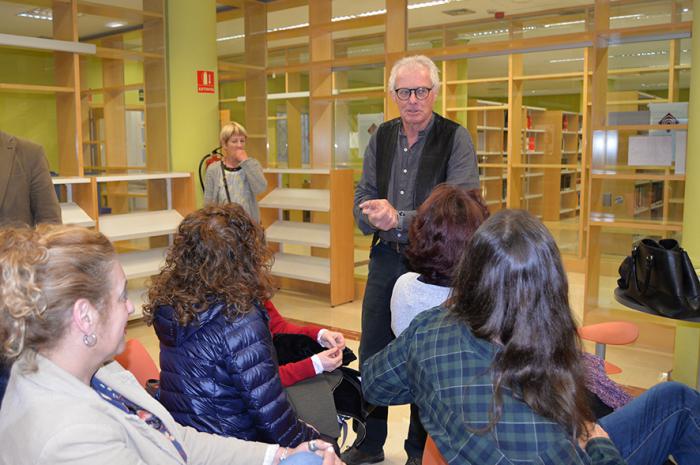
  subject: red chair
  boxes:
[114,339,160,386]
[578,321,639,374]
[423,435,447,465]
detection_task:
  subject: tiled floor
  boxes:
[126,271,672,464]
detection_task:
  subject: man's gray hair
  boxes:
[388,55,441,95]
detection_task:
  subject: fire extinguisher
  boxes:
[198,147,223,191]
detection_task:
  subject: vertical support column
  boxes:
[144,0,169,240]
[385,0,407,121]
[583,0,610,312]
[102,35,129,213]
[309,0,332,168]
[579,47,592,258]
[53,0,83,176]
[286,73,305,224]
[244,1,268,166]
[507,54,523,209]
[681,0,700,262]
[144,0,168,172]
[166,0,219,207]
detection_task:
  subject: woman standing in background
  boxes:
[204,122,267,222]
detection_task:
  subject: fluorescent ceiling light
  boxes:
[549,57,584,63]
[17,8,52,21]
[544,19,585,28]
[407,0,453,9]
[217,1,456,42]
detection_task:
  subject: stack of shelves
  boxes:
[54,172,195,320]
[465,99,508,211]
[52,176,98,228]
[518,106,548,218]
[260,168,354,306]
[559,112,583,218]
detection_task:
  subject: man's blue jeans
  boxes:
[357,241,408,455]
[599,382,700,464]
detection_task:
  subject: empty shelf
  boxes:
[265,221,330,248]
[259,188,330,211]
[52,176,91,185]
[60,202,95,227]
[264,168,331,175]
[118,247,167,279]
[99,209,184,241]
[271,252,330,284]
[96,172,191,182]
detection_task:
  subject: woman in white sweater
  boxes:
[389,183,489,462]
[390,184,489,337]
[0,225,339,465]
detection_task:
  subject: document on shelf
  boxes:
[675,131,687,175]
[627,135,673,167]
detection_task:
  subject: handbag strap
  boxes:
[633,246,655,295]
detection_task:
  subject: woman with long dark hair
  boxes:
[363,209,700,464]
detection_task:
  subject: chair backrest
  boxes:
[114,339,160,386]
[423,435,448,465]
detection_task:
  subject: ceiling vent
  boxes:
[442,8,476,16]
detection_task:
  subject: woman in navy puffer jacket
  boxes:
[143,203,319,447]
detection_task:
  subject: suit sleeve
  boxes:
[446,126,480,190]
[28,145,61,225]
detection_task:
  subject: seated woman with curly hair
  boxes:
[143,204,320,447]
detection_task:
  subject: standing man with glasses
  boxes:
[344,55,479,465]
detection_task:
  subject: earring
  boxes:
[83,333,97,347]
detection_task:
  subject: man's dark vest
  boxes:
[375,112,459,209]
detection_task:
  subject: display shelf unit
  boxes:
[52,176,98,228]
[96,172,195,320]
[259,168,354,306]
[464,99,508,212]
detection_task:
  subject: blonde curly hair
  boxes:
[0,225,116,364]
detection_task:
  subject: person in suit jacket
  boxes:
[0,224,340,465]
[0,130,61,227]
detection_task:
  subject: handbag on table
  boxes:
[617,238,700,320]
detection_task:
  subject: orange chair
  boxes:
[423,435,447,465]
[578,321,639,375]
[114,339,160,386]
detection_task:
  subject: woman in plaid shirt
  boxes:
[364,209,700,464]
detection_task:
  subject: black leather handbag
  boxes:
[617,238,700,319]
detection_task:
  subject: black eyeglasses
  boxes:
[394,87,433,101]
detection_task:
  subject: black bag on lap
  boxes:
[617,238,700,319]
[273,334,368,444]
